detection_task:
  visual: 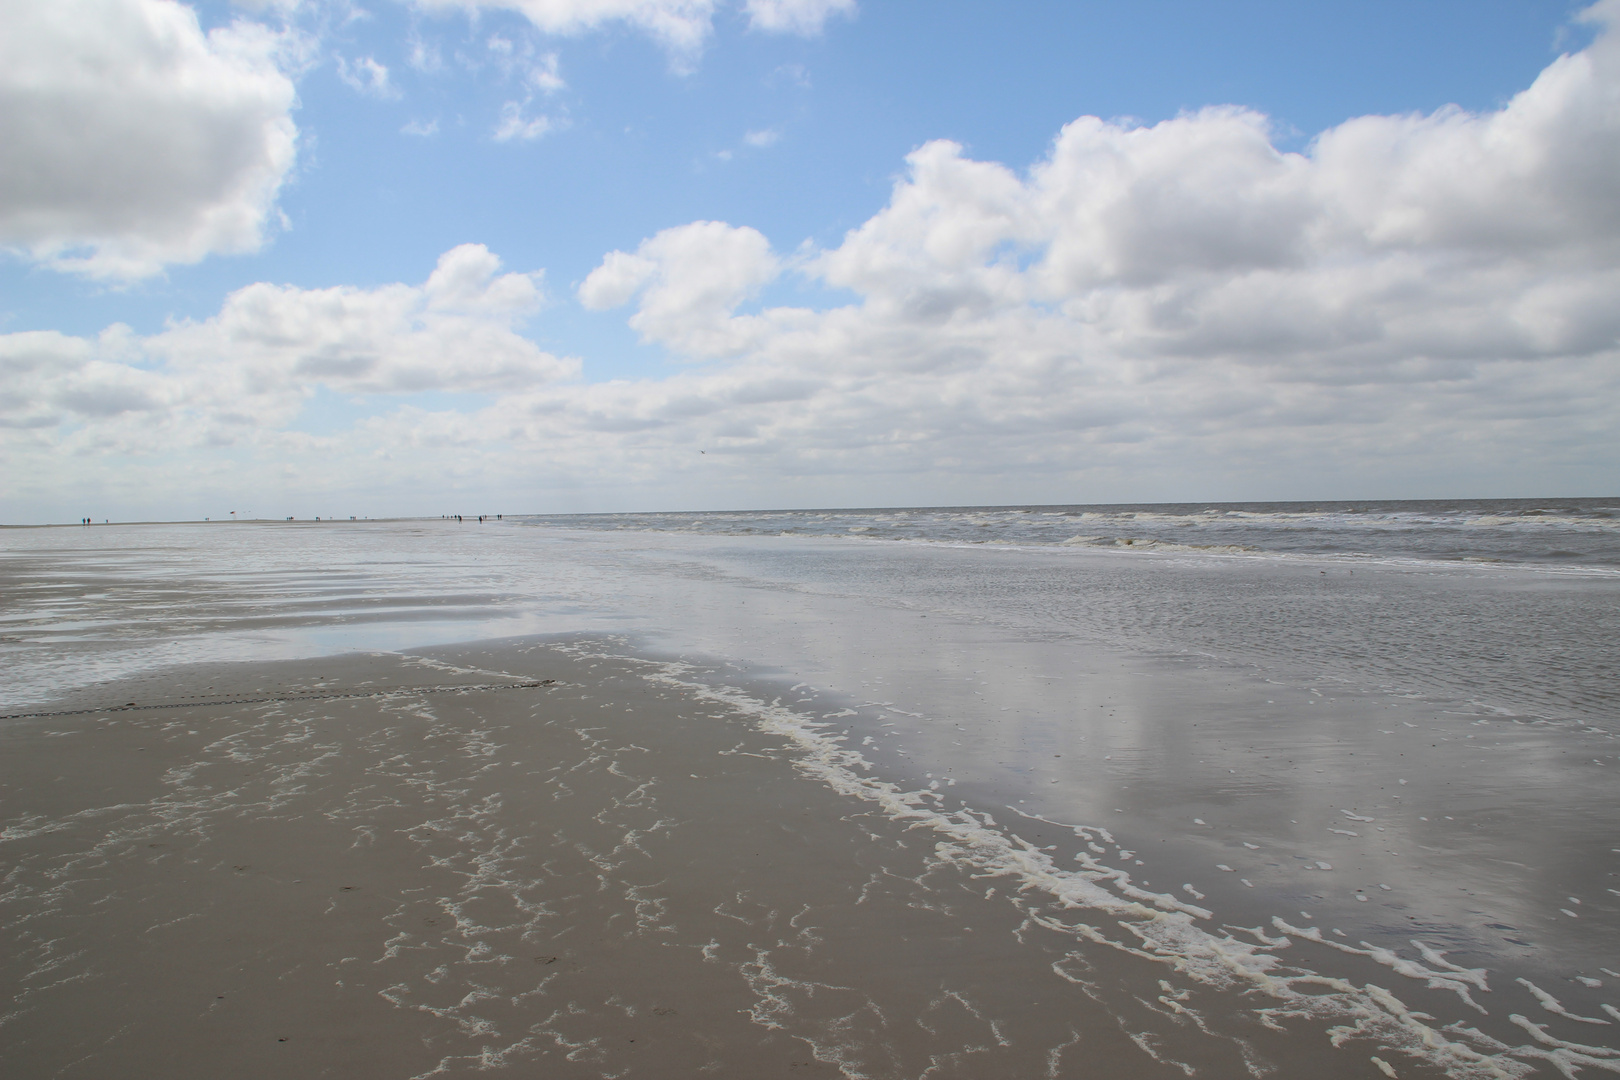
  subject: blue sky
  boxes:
[2,0,1617,519]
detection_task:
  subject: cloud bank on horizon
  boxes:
[2,0,1618,519]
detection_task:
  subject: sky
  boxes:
[2,0,1618,521]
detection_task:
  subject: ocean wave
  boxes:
[513,498,1620,569]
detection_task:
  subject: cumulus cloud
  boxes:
[0,326,172,431]
[744,0,854,36]
[0,245,574,452]
[152,244,573,420]
[516,5,1620,497]
[797,5,1620,384]
[0,0,301,280]
[579,221,782,355]
[8,4,1620,514]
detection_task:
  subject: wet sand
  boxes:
[0,637,1179,1079]
[8,634,1613,1078]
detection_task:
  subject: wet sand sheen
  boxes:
[0,638,1167,1078]
[0,635,1605,1078]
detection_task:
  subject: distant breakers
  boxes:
[67,514,507,524]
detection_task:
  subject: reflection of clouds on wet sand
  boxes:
[3,638,1615,1078]
[0,641,1179,1077]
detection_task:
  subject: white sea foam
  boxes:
[514,498,1620,575]
[1517,979,1612,1026]
[636,656,1574,1078]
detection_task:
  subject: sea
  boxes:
[3,497,1618,1077]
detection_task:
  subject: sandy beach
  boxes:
[2,637,1241,1079]
[3,516,1618,1078]
[10,0,1620,1071]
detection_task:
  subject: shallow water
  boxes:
[521,496,1620,568]
[2,514,1618,1075]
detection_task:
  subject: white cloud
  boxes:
[152,244,570,408]
[744,0,854,36]
[795,7,1620,384]
[743,127,781,148]
[402,117,441,136]
[415,0,720,71]
[336,53,399,98]
[483,34,566,136]
[494,100,555,140]
[0,326,174,431]
[411,0,849,75]
[0,0,301,280]
[515,5,1620,498]
[580,221,782,355]
[8,4,1620,515]
[526,51,566,92]
[0,245,574,454]
[578,250,659,309]
[485,34,566,91]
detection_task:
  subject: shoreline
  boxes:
[0,635,1200,1079]
[3,633,1613,1077]
[4,517,1618,1077]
